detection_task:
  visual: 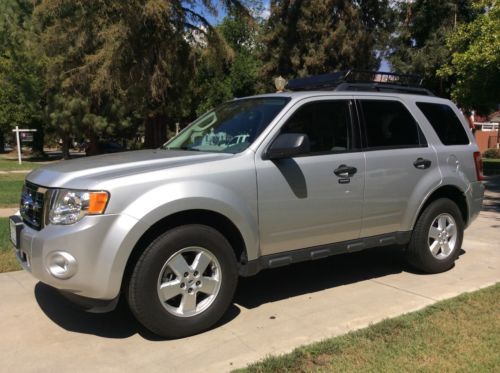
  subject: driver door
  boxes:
[255,98,365,256]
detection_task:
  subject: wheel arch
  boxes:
[412,185,468,229]
[122,209,248,292]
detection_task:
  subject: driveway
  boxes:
[1,178,499,372]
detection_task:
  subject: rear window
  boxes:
[416,103,470,145]
[360,100,426,149]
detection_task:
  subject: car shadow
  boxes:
[234,245,466,309]
[34,245,463,340]
[34,282,241,341]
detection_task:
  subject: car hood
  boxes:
[26,149,233,189]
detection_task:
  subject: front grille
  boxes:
[20,182,47,230]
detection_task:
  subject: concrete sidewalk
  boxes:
[0,170,31,174]
[0,208,17,218]
[0,181,499,372]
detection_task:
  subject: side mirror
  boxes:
[266,133,310,160]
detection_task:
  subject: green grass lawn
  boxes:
[0,158,47,171]
[0,218,21,272]
[0,157,59,207]
[239,283,500,372]
[0,173,25,207]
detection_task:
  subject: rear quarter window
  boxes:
[416,102,470,145]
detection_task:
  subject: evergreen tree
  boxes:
[260,0,391,89]
[388,0,476,97]
[194,11,263,116]
[34,0,249,152]
[0,0,45,155]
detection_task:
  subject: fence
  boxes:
[475,130,499,152]
[488,134,500,149]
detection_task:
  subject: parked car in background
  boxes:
[85,140,124,156]
[2,143,13,152]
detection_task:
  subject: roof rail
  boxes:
[285,70,434,96]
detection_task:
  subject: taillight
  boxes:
[473,151,484,181]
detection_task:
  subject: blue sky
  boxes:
[197,0,270,24]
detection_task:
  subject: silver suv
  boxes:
[10,72,484,338]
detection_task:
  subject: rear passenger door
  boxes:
[358,98,440,237]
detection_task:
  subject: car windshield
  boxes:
[163,97,290,154]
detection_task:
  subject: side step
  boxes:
[239,231,411,276]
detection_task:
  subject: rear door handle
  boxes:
[413,158,432,170]
[334,164,357,177]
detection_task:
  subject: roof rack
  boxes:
[285,70,434,96]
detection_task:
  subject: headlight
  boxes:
[49,189,109,225]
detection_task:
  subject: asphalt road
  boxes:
[0,177,499,372]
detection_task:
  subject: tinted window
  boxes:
[280,100,352,154]
[416,102,469,145]
[361,100,425,148]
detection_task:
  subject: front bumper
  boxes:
[12,212,148,301]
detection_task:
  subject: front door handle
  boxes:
[413,158,432,169]
[334,164,357,178]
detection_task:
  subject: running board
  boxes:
[239,231,411,277]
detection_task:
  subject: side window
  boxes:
[416,102,470,145]
[360,100,425,149]
[280,100,352,155]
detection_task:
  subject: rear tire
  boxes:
[127,224,238,338]
[406,198,464,273]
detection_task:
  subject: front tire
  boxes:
[406,198,464,273]
[127,225,238,338]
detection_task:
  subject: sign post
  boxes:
[12,126,37,165]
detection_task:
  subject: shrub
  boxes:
[482,148,500,159]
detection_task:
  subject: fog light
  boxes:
[46,251,77,279]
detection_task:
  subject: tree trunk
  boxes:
[85,133,99,156]
[144,115,167,149]
[61,134,71,159]
[31,121,46,159]
[0,131,4,153]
